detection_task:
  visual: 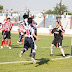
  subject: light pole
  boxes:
[60,0,62,15]
[59,0,62,22]
[43,10,45,28]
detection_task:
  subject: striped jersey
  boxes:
[4,22,13,31]
[18,24,25,32]
[24,25,34,38]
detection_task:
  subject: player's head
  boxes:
[55,21,59,28]
[23,14,28,19]
[28,17,32,24]
[7,18,11,22]
[30,14,34,19]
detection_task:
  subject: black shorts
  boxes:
[24,37,34,50]
[3,31,11,39]
[2,30,5,35]
[52,38,62,47]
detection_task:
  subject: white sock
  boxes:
[60,48,65,56]
[51,47,53,54]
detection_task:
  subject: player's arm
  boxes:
[49,29,54,35]
[32,34,40,41]
[11,22,19,24]
[35,25,40,28]
[32,28,40,40]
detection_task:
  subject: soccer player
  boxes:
[0,19,6,48]
[17,22,25,44]
[29,16,40,57]
[19,17,40,64]
[1,18,13,49]
[50,21,65,57]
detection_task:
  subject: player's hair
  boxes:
[28,17,32,24]
[7,18,10,20]
[23,15,28,19]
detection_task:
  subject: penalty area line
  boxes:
[0,56,72,65]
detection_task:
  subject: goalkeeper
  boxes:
[49,21,65,57]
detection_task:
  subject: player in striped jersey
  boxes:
[17,22,25,44]
[29,16,40,57]
[0,18,13,49]
[0,19,6,48]
[19,17,40,64]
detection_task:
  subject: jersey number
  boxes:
[26,29,29,35]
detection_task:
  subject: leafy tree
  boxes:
[45,10,53,14]
[45,3,68,15]
[0,5,3,13]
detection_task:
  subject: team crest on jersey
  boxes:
[54,32,59,34]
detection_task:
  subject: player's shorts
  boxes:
[2,30,5,35]
[3,31,11,39]
[52,38,62,47]
[24,37,34,50]
[33,28,37,41]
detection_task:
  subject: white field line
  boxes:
[39,46,70,49]
[0,56,72,65]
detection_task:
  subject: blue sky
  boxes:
[0,0,71,12]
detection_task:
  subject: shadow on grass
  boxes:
[11,45,23,48]
[56,54,70,56]
[35,58,50,67]
[63,46,70,48]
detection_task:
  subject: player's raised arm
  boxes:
[11,22,19,24]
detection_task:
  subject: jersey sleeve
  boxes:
[31,28,34,34]
[51,29,54,34]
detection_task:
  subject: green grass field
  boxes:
[0,33,72,72]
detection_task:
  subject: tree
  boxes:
[45,10,53,14]
[45,3,68,15]
[0,5,3,13]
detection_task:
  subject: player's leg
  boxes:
[29,37,36,64]
[1,38,4,48]
[8,39,11,49]
[7,31,11,49]
[29,29,37,57]
[29,42,37,57]
[50,39,56,56]
[5,38,8,47]
[1,31,6,48]
[17,32,24,44]
[21,38,24,43]
[58,39,65,57]
[50,44,54,56]
[19,37,29,57]
[1,31,4,48]
[59,46,65,57]
[19,34,24,43]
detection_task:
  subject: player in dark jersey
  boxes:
[50,21,65,57]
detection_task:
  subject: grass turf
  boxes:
[0,33,72,72]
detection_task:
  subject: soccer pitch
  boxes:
[0,33,72,72]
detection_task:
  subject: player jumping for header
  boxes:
[19,17,40,64]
